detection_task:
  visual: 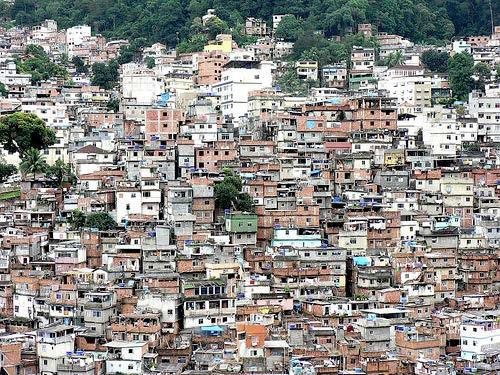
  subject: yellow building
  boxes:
[204,34,234,53]
[384,149,405,166]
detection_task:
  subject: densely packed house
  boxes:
[0,16,499,375]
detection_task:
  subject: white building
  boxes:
[452,40,472,54]
[398,107,470,157]
[43,126,70,165]
[21,99,69,128]
[0,59,31,87]
[104,341,148,375]
[115,181,162,224]
[422,119,460,156]
[295,61,318,81]
[136,292,180,334]
[351,46,375,72]
[460,316,500,361]
[13,292,35,320]
[213,60,274,124]
[469,87,500,142]
[66,25,91,58]
[121,64,165,105]
[71,145,115,175]
[378,75,432,110]
[37,325,75,375]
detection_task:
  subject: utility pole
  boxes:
[489,0,495,36]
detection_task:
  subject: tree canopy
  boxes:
[20,148,48,180]
[16,44,67,83]
[421,50,449,73]
[0,83,8,98]
[69,210,117,231]
[45,159,76,187]
[214,175,255,212]
[4,0,498,47]
[71,56,88,74]
[473,62,491,92]
[447,52,474,101]
[91,61,119,90]
[0,112,56,156]
[275,15,303,42]
[85,212,117,231]
[70,209,87,230]
[0,164,17,182]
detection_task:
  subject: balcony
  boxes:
[184,307,236,317]
[111,321,161,334]
[84,299,114,309]
[57,363,94,372]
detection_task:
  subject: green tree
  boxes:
[20,148,47,180]
[117,38,147,65]
[85,212,117,231]
[60,53,70,66]
[0,164,17,182]
[0,112,56,156]
[496,65,500,83]
[25,44,45,57]
[106,98,120,112]
[215,180,239,210]
[236,192,255,212]
[91,60,119,90]
[144,56,155,69]
[46,159,76,187]
[70,209,86,230]
[293,32,330,59]
[447,52,474,101]
[277,69,309,96]
[17,44,68,84]
[117,46,135,65]
[205,16,229,39]
[6,0,500,46]
[71,56,88,74]
[214,175,253,212]
[473,62,491,91]
[384,50,404,67]
[0,83,8,97]
[275,15,303,42]
[176,34,208,53]
[421,50,449,73]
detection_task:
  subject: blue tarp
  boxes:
[328,97,341,104]
[353,256,370,267]
[201,325,224,332]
